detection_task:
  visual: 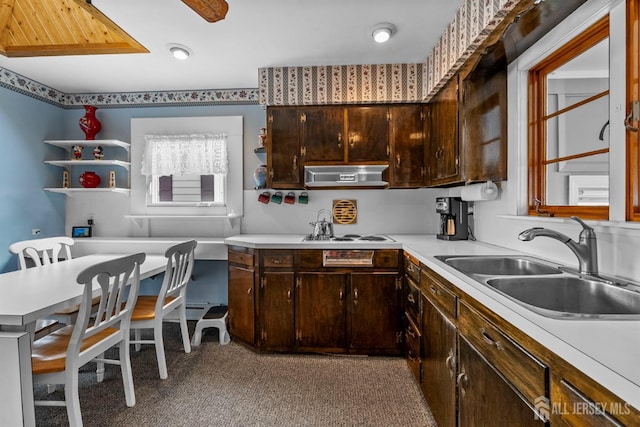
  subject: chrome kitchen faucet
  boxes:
[518,216,598,275]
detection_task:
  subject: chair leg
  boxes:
[178,304,191,354]
[154,321,168,380]
[191,323,203,347]
[64,368,83,427]
[134,329,142,352]
[119,339,136,407]
[96,352,105,383]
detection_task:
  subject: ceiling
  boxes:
[0,0,463,94]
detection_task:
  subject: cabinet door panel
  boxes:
[422,297,457,427]
[349,273,401,352]
[228,265,255,344]
[390,105,425,187]
[346,106,389,162]
[296,273,346,348]
[427,77,460,185]
[261,272,295,349]
[301,107,345,162]
[268,107,302,188]
[458,336,546,427]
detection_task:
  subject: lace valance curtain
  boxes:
[141,133,228,176]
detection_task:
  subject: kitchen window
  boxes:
[141,133,228,207]
[527,16,610,220]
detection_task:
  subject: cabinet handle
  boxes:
[339,289,344,301]
[429,285,441,296]
[406,328,416,339]
[337,132,343,148]
[271,258,283,264]
[396,153,401,169]
[386,145,390,156]
[446,348,455,379]
[457,368,468,397]
[292,155,298,172]
[287,289,292,301]
[353,288,359,305]
[406,293,416,304]
[480,327,504,351]
[247,287,252,296]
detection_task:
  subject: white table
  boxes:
[0,253,167,427]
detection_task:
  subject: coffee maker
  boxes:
[436,197,469,240]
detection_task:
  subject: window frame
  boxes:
[628,0,640,221]
[527,16,610,220]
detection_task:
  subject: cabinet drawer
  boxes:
[458,301,548,407]
[404,277,421,327]
[262,251,294,268]
[552,379,625,427]
[421,268,456,320]
[228,250,254,267]
[373,250,399,268]
[404,253,420,283]
[405,318,421,383]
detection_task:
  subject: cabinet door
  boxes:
[228,264,255,345]
[421,296,457,427]
[460,63,507,183]
[260,272,295,350]
[267,107,302,188]
[389,105,425,187]
[301,107,345,162]
[346,106,389,162]
[296,273,347,349]
[349,273,401,354]
[458,336,547,427]
[426,77,460,186]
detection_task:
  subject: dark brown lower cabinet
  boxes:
[350,272,401,353]
[259,271,295,350]
[296,272,347,351]
[421,296,457,427]
[228,263,255,345]
[458,336,547,427]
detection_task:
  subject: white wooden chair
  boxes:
[8,236,86,328]
[31,252,146,427]
[129,240,196,379]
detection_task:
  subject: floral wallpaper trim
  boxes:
[258,63,424,106]
[0,68,259,108]
[423,0,520,100]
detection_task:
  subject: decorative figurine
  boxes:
[109,170,116,188]
[93,145,104,160]
[62,170,69,188]
[72,145,83,160]
[259,127,267,147]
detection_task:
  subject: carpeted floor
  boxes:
[34,322,436,427]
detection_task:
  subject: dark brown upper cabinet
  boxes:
[267,107,302,189]
[389,105,425,188]
[426,76,460,187]
[425,60,508,188]
[299,106,344,163]
[344,106,389,163]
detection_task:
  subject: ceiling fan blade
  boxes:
[182,0,229,23]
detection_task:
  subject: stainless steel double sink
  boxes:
[434,255,640,320]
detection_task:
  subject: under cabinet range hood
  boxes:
[304,165,389,188]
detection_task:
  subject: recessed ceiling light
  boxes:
[371,23,396,43]
[168,43,192,60]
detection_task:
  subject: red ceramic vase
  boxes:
[79,171,101,188]
[79,105,102,140]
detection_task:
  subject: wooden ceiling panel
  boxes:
[0,0,148,57]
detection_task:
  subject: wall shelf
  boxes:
[44,159,130,171]
[43,138,131,194]
[44,139,130,152]
[44,187,130,195]
[125,213,242,227]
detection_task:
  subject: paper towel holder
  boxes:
[460,180,499,202]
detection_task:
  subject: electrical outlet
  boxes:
[31,228,41,236]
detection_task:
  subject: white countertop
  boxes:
[224,233,640,410]
[72,237,227,260]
